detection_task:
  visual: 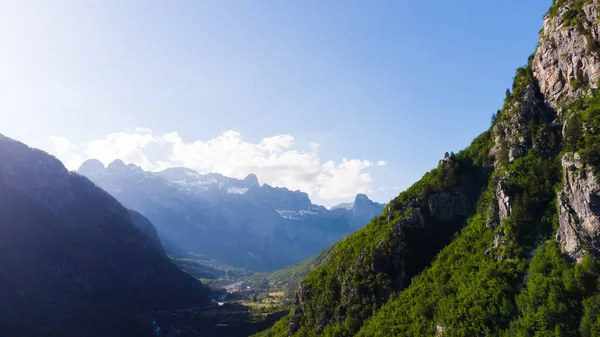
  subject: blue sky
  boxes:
[0,1,551,206]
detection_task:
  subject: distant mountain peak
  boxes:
[78,159,105,175]
[244,173,260,187]
[107,159,127,171]
[354,193,370,202]
[331,194,377,211]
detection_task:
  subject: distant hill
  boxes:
[0,134,209,337]
[78,160,384,271]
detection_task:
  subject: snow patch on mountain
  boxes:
[276,209,300,220]
[227,187,249,195]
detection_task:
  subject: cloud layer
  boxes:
[47,129,386,202]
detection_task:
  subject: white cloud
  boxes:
[47,136,74,155]
[376,160,387,167]
[46,129,387,202]
[317,159,373,199]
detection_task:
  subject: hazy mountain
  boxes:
[78,160,384,271]
[0,134,209,337]
[330,202,354,210]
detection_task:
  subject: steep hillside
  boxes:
[257,138,493,336]
[257,0,600,336]
[265,244,337,298]
[0,135,209,337]
[78,161,384,271]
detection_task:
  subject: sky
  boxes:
[0,0,551,207]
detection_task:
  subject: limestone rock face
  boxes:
[557,153,600,260]
[490,83,554,167]
[496,179,512,223]
[533,3,600,108]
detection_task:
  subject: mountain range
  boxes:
[77,159,384,271]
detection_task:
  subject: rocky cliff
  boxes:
[557,153,600,260]
[532,0,600,261]
[533,1,600,108]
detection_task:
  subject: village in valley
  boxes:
[144,276,291,337]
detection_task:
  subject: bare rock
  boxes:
[404,207,425,227]
[496,179,512,223]
[557,153,600,261]
[436,325,446,337]
[428,189,469,223]
[494,231,506,249]
[486,204,500,229]
[490,83,552,166]
[533,4,600,108]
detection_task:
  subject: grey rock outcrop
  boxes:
[388,189,468,225]
[428,189,469,222]
[533,3,600,108]
[404,207,425,227]
[436,325,446,337]
[496,179,512,223]
[557,153,600,261]
[490,82,554,163]
[486,204,500,229]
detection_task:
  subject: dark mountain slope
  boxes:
[0,134,209,337]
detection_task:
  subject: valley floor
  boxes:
[144,290,288,337]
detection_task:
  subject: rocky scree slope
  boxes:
[257,1,600,336]
[0,135,209,337]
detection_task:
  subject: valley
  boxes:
[5,0,600,336]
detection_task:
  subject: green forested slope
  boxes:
[256,0,600,336]
[266,244,337,298]
[255,132,494,336]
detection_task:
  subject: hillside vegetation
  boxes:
[256,0,600,336]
